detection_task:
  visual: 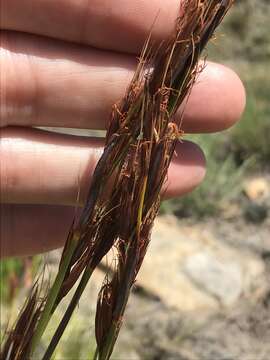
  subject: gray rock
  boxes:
[137,216,265,311]
[183,252,243,306]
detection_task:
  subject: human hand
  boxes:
[0,0,245,257]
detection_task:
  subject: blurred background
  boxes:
[1,1,270,358]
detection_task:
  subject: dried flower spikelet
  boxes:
[1,285,43,359]
[94,1,234,359]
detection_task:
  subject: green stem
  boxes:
[31,236,78,354]
[42,265,94,360]
[93,347,99,360]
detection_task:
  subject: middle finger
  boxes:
[1,31,245,132]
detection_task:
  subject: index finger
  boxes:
[1,0,179,53]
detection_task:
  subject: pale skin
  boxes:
[0,0,246,257]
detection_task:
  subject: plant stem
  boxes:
[30,235,78,354]
[42,265,94,360]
